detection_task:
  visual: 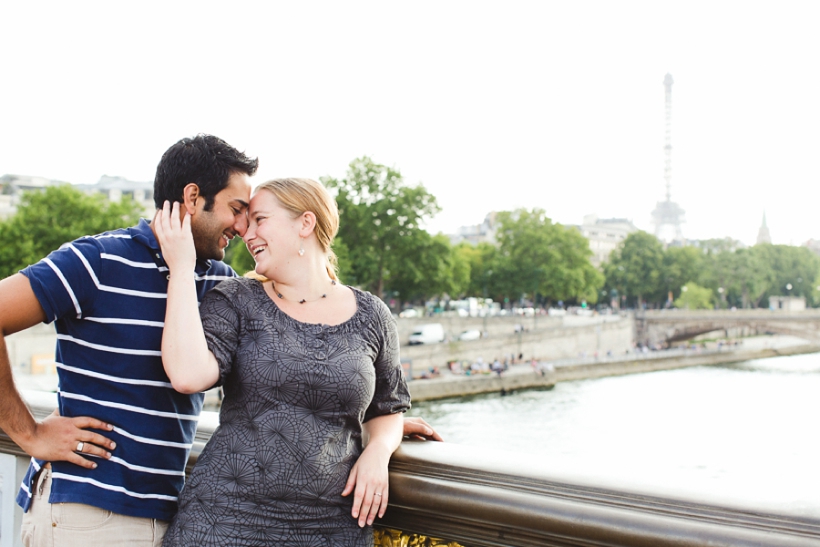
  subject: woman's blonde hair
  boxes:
[252,177,340,280]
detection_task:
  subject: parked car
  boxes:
[458,329,481,341]
[408,323,445,345]
[399,308,419,318]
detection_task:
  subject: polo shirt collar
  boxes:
[129,218,214,273]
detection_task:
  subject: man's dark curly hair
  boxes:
[153,134,259,211]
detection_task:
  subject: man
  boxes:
[0,134,439,546]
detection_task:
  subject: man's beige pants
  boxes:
[21,467,168,547]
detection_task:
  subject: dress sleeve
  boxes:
[199,281,242,386]
[364,295,411,422]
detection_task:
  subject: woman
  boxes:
[155,178,410,546]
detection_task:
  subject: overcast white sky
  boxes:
[2,1,819,246]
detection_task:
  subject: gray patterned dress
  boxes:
[162,278,410,547]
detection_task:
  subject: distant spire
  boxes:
[756,212,771,245]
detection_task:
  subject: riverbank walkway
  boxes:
[407,334,820,401]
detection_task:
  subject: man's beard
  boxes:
[190,212,227,261]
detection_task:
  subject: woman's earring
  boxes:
[298,240,305,257]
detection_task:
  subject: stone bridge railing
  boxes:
[637,309,820,347]
[2,391,819,546]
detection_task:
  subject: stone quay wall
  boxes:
[399,315,634,374]
[407,342,820,402]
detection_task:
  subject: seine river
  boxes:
[406,351,820,517]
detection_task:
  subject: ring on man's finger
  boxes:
[76,441,84,452]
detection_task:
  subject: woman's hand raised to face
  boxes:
[153,201,197,274]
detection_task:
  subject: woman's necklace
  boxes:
[271,279,337,304]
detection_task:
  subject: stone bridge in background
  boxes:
[638,309,820,347]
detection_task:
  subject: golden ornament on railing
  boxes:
[374,528,467,547]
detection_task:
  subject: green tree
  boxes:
[0,220,37,280]
[493,209,603,306]
[661,246,703,303]
[699,249,733,309]
[674,282,714,309]
[812,270,820,306]
[224,238,256,276]
[446,240,471,299]
[757,244,820,307]
[694,243,820,309]
[454,241,497,298]
[603,231,665,307]
[722,247,775,308]
[0,185,142,279]
[332,237,353,285]
[322,157,440,298]
[386,233,464,306]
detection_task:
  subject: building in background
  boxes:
[0,173,153,218]
[448,211,498,245]
[577,214,639,267]
[75,175,153,215]
[689,237,746,253]
[0,174,72,218]
[802,238,820,256]
[769,296,805,312]
[450,211,638,268]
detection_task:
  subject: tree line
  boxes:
[4,159,819,311]
[0,185,142,279]
[603,232,820,309]
[226,157,603,309]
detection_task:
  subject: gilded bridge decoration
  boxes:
[375,528,467,547]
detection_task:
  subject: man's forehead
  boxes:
[220,191,249,209]
[219,175,252,207]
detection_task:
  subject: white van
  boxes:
[408,323,445,345]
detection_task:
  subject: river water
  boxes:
[406,351,820,517]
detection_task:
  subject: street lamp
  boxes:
[482,270,493,334]
[532,267,542,331]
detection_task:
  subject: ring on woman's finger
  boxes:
[76,441,84,452]
[374,492,382,497]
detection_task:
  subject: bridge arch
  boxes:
[637,310,820,348]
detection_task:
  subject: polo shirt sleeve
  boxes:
[20,238,102,323]
[199,280,241,386]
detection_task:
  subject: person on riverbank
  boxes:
[155,177,409,545]
[0,135,440,547]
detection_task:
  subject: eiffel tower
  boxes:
[651,73,685,242]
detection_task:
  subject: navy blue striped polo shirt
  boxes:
[15,218,236,520]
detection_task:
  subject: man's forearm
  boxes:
[0,337,38,447]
